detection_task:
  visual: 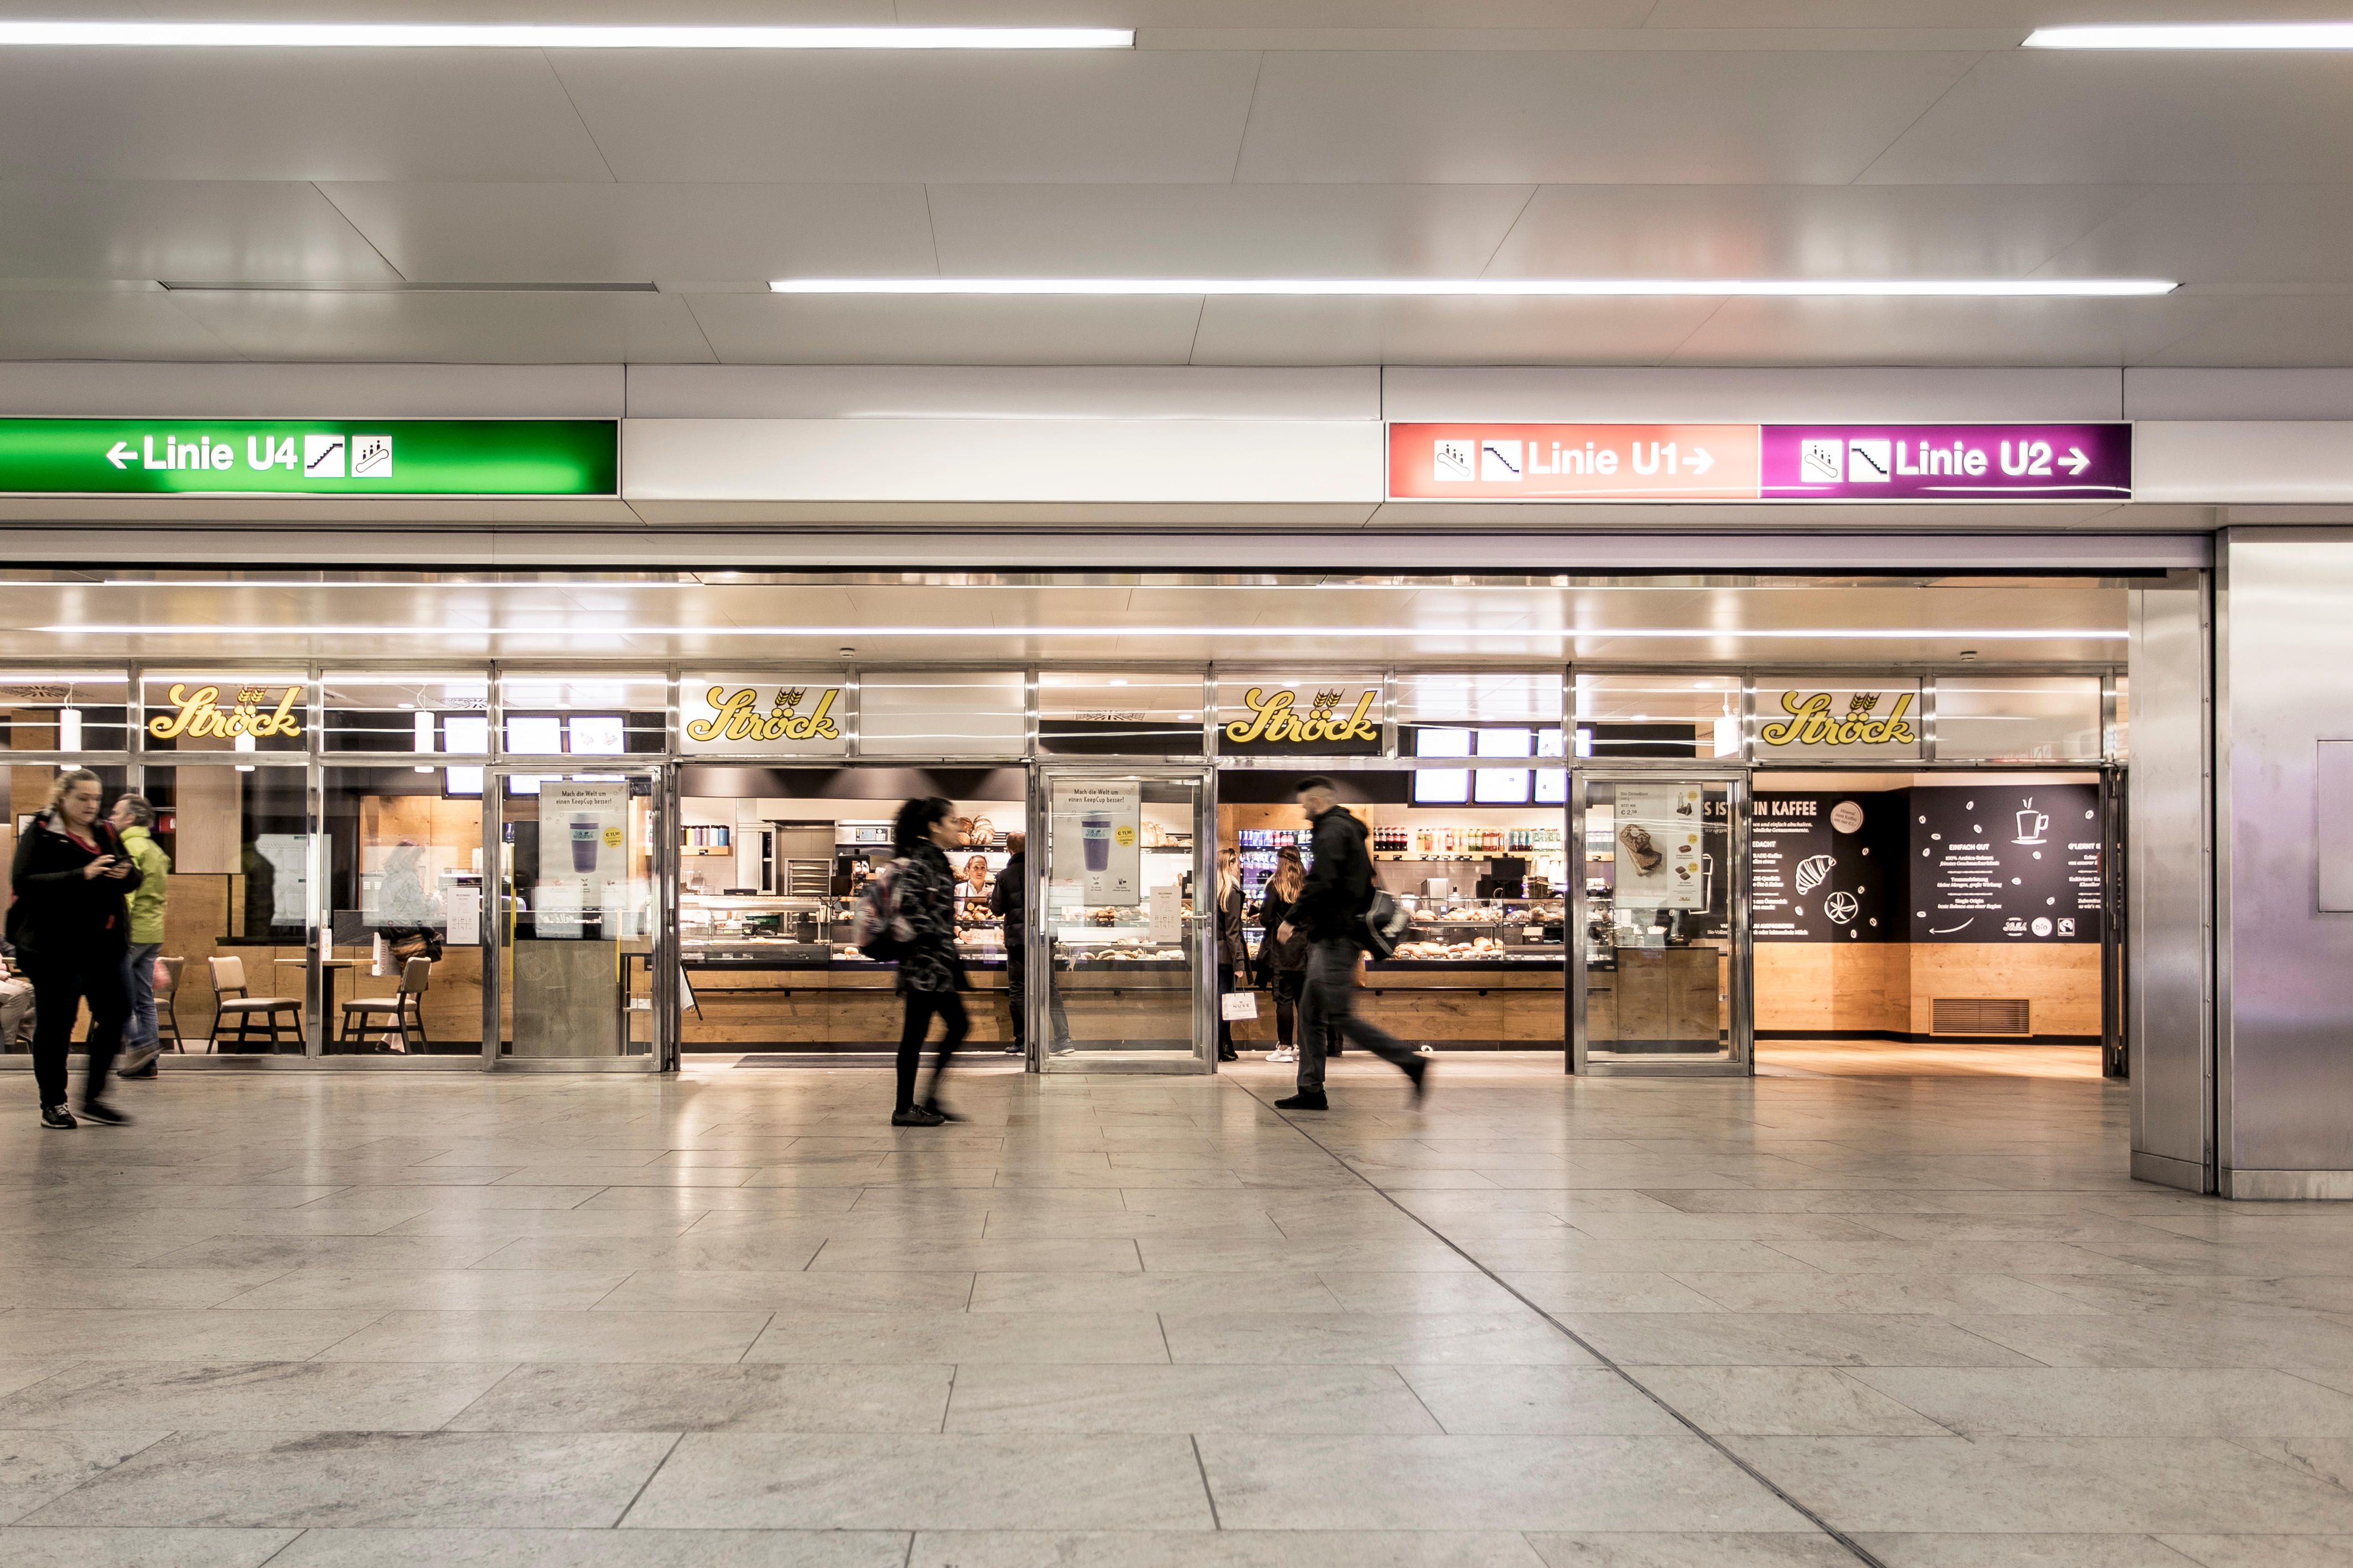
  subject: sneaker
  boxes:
[40,1103,75,1130]
[891,1107,946,1127]
[117,1046,159,1078]
[1266,1047,1296,1063]
[1002,1044,1024,1055]
[1273,1090,1328,1112]
[1404,1055,1429,1106]
[117,1062,158,1080]
[78,1099,131,1126]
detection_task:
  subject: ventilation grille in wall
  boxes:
[1931,998,2031,1036]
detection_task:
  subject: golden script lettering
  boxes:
[1222,686,1380,746]
[685,686,841,744]
[1758,689,1915,749]
[146,683,302,741]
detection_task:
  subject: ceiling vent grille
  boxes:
[1931,998,2031,1036]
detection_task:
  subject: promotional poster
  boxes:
[1613,783,1705,911]
[1050,779,1142,907]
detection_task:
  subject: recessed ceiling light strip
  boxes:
[0,23,1132,50]
[37,624,2125,640]
[2025,24,2353,49]
[768,277,2178,298]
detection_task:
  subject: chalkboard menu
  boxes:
[1910,782,2102,944]
[1752,791,1904,943]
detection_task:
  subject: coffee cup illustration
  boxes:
[571,817,600,873]
[1082,812,1112,871]
[2014,802,2049,844]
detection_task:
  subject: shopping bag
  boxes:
[1220,990,1259,1022]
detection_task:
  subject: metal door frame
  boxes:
[1569,762,1753,1078]
[1027,759,1218,1076]
[480,759,675,1073]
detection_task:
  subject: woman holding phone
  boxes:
[10,768,141,1129]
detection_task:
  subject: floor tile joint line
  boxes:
[1225,1076,1889,1568]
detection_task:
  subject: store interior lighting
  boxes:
[2025,24,2353,49]
[770,277,2179,298]
[0,23,1132,49]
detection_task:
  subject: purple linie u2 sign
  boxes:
[1760,423,2132,501]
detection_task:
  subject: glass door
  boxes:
[1571,768,1750,1076]
[484,764,668,1069]
[1030,764,1215,1074]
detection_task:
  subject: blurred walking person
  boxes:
[1273,775,1426,1112]
[108,792,169,1080]
[885,796,969,1126]
[11,769,141,1128]
[991,831,1070,1057]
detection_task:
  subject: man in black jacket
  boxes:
[989,833,1069,1056]
[1272,776,1427,1111]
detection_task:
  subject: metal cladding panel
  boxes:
[2218,532,2353,1181]
[2131,580,2213,1187]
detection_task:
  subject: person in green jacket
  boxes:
[107,794,169,1079]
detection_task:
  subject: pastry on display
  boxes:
[1618,823,1664,874]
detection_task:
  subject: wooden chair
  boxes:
[156,957,185,1051]
[205,956,302,1053]
[339,957,431,1053]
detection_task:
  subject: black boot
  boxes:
[1273,1089,1328,1111]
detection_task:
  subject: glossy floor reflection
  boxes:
[0,1055,2346,1568]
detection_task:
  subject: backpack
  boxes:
[1360,887,1409,961]
[848,859,916,963]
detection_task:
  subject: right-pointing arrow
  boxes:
[1687,446,1714,475]
[2061,446,2091,476]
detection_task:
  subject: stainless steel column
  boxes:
[2128,573,2214,1193]
[2216,529,2353,1199]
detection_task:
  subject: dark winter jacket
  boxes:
[1216,883,1246,974]
[9,812,142,958]
[894,842,966,995]
[1255,886,1312,980]
[1290,805,1374,944]
[989,849,1027,948]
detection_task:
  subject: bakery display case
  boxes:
[678,892,834,969]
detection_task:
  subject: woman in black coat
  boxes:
[10,768,140,1129]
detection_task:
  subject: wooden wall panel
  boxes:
[1909,942,2102,1038]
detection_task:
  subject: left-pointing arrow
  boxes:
[106,440,133,470]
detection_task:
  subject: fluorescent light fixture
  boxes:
[0,22,1132,49]
[2025,24,2353,49]
[770,276,2178,298]
[37,623,2127,641]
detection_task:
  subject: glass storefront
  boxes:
[0,660,2123,1078]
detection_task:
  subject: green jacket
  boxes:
[118,823,170,944]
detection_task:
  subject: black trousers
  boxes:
[897,989,969,1112]
[25,946,128,1109]
[1004,947,1072,1053]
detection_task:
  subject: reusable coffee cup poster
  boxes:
[1050,779,1142,906]
[1613,785,1705,911]
[536,780,629,939]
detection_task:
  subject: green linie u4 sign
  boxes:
[0,418,619,496]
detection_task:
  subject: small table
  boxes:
[273,958,358,1050]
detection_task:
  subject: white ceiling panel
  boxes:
[1668,293,2238,368]
[0,1,898,19]
[682,293,1206,365]
[0,291,236,360]
[1651,0,2353,21]
[2140,299,2353,370]
[927,183,1537,278]
[0,53,612,182]
[1863,55,2353,186]
[1234,49,1976,184]
[2038,186,2353,290]
[317,183,937,284]
[551,52,1262,184]
[904,0,1655,21]
[0,181,396,284]
[1486,184,2135,281]
[1189,295,1724,366]
[162,290,718,364]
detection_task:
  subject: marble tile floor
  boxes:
[0,1054,2349,1567]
